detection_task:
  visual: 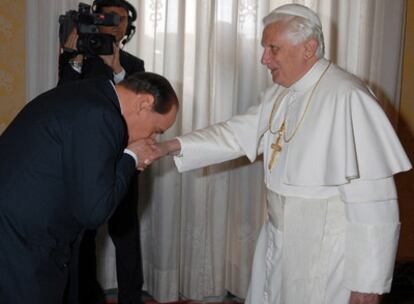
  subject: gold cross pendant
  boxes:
[268,122,285,171]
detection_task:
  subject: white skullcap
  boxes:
[267,3,322,28]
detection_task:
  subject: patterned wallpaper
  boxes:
[0,0,26,135]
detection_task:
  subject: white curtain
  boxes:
[26,0,81,100]
[26,0,406,302]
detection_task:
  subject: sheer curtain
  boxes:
[129,2,270,300]
[26,0,81,100]
[26,0,406,302]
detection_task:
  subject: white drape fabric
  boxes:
[25,0,406,302]
[130,2,269,301]
[26,0,83,100]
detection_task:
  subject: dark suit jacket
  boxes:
[0,78,136,304]
[58,49,145,85]
[57,49,145,304]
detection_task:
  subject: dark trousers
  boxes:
[76,173,143,304]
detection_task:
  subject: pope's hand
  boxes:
[127,138,158,171]
[153,141,173,158]
[154,139,182,158]
[349,292,382,304]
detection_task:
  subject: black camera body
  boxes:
[59,3,120,57]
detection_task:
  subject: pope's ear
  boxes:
[137,93,155,112]
[304,38,318,59]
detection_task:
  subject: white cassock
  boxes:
[173,58,411,304]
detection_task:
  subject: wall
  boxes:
[401,1,414,128]
[0,1,26,134]
[397,0,414,260]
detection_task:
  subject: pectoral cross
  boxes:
[268,121,285,171]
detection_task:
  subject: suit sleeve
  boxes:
[129,57,145,74]
[63,106,136,229]
[57,51,82,86]
[121,52,145,78]
[58,54,116,86]
[82,57,115,81]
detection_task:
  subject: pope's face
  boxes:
[261,21,309,88]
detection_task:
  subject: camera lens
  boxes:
[77,33,114,56]
[88,35,102,51]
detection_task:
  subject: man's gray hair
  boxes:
[263,4,325,58]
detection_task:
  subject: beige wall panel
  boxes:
[397,0,414,260]
[401,1,414,131]
[0,1,26,134]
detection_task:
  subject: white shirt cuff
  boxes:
[113,68,126,84]
[124,148,138,166]
[69,62,82,73]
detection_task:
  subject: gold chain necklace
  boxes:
[267,61,331,171]
[268,87,289,134]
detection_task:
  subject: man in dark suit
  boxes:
[58,0,144,85]
[0,72,178,304]
[58,1,146,303]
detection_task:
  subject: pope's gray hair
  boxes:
[263,12,325,58]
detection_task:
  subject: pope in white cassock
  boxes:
[152,3,412,304]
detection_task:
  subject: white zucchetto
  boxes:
[266,3,322,29]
